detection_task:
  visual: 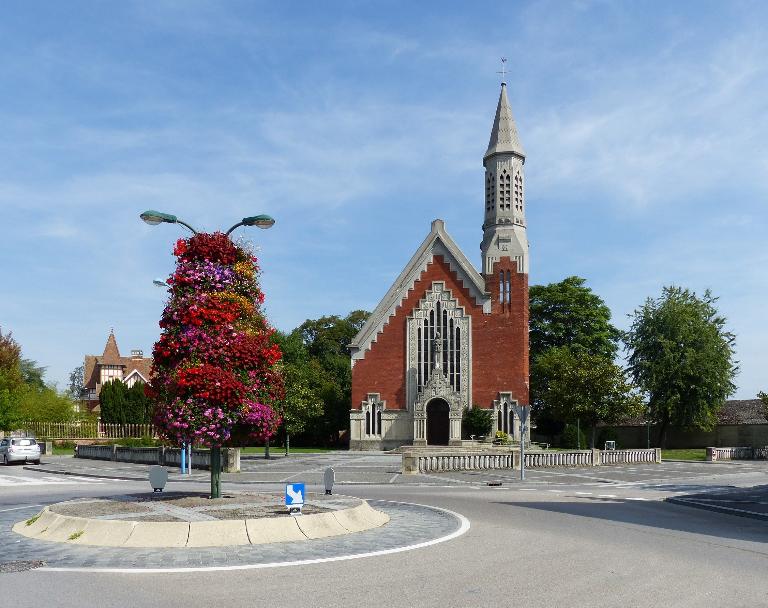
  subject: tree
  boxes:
[20,359,46,389]
[126,381,152,424]
[462,407,493,439]
[280,364,323,454]
[17,386,78,423]
[285,310,370,445]
[625,286,738,448]
[758,392,768,419]
[68,364,85,400]
[0,327,23,431]
[529,277,621,435]
[99,379,129,424]
[529,276,621,362]
[535,347,645,448]
[147,232,284,498]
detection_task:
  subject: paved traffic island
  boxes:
[13,492,389,548]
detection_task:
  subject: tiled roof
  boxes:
[99,331,123,366]
[613,399,768,426]
[82,331,153,390]
[717,399,767,424]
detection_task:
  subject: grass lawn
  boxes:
[661,448,706,461]
[240,446,335,454]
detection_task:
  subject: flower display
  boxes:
[148,231,284,446]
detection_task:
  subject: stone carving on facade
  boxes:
[406,281,471,413]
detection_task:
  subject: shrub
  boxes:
[462,407,492,439]
[560,424,587,449]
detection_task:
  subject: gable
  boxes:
[350,219,490,365]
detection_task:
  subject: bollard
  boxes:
[324,467,335,495]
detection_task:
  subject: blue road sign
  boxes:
[285,483,305,506]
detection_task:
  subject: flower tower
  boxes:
[147,232,284,497]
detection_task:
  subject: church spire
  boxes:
[484,83,525,160]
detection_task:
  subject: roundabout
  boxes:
[1,496,469,573]
[14,492,389,548]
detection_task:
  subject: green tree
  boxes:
[99,379,129,424]
[462,407,493,439]
[529,277,621,435]
[126,381,152,424]
[0,328,23,431]
[281,310,370,445]
[536,347,645,448]
[625,286,738,448]
[529,276,621,362]
[0,370,23,432]
[280,364,323,453]
[68,364,85,400]
[17,386,78,423]
[19,359,46,389]
[758,392,768,419]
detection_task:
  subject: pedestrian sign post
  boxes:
[285,483,305,515]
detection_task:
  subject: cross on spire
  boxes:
[497,57,508,84]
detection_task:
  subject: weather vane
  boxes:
[497,57,507,83]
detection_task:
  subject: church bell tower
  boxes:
[480,81,528,277]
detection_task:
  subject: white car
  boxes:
[0,437,41,465]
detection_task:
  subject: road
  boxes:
[2,454,767,608]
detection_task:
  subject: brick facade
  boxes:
[351,254,528,412]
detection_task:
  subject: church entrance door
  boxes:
[426,399,450,445]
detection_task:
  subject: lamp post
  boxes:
[140,209,275,498]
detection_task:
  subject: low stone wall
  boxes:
[404,451,519,474]
[402,448,660,474]
[706,446,768,461]
[76,444,235,472]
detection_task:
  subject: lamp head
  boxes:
[241,214,275,229]
[140,210,177,226]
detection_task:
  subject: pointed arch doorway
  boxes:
[426,398,450,445]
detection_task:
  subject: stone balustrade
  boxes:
[402,447,660,474]
[524,450,594,468]
[404,451,519,474]
[706,446,768,461]
[598,448,660,465]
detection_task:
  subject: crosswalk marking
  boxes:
[0,474,104,487]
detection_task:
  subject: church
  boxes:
[349,82,530,450]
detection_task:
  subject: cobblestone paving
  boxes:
[0,500,461,570]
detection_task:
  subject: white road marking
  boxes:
[0,474,104,487]
[0,504,43,513]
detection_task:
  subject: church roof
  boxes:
[349,219,490,363]
[484,83,525,160]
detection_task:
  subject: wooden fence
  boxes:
[12,421,156,440]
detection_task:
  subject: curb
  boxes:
[13,500,390,548]
[665,496,768,521]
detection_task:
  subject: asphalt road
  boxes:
[2,455,768,608]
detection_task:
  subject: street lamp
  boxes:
[139,208,276,495]
[140,210,198,234]
[225,214,275,235]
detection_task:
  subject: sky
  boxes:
[0,0,766,399]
